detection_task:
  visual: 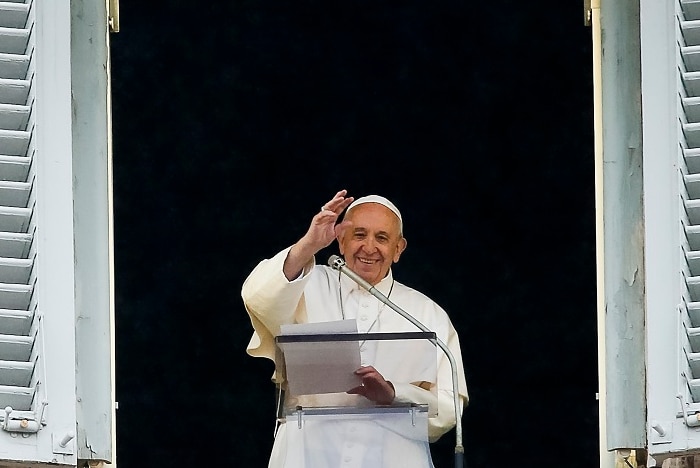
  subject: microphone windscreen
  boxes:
[328,255,344,269]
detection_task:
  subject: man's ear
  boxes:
[393,237,407,263]
[337,235,345,255]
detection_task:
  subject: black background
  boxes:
[109,1,597,466]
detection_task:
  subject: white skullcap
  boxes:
[344,195,403,235]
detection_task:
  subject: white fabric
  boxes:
[280,409,434,468]
[242,247,469,468]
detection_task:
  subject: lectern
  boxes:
[274,331,438,467]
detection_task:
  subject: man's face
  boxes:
[337,203,407,285]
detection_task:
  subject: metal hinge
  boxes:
[108,0,120,33]
[584,0,592,26]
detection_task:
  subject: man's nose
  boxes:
[361,238,377,251]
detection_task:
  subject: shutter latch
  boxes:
[1,400,47,434]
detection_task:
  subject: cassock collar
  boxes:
[338,268,395,296]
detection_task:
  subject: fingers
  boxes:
[322,190,354,215]
[302,190,355,259]
[354,365,379,377]
[346,366,395,405]
[346,385,364,396]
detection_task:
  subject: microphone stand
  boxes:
[328,255,465,468]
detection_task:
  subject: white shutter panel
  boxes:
[0,1,115,466]
[681,0,700,417]
[639,0,700,464]
[593,0,700,464]
[0,0,41,422]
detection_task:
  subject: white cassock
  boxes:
[242,247,469,468]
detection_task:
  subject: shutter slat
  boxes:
[0,207,31,233]
[688,326,700,353]
[0,156,29,183]
[0,334,32,361]
[0,78,28,105]
[0,3,29,30]
[683,0,700,21]
[0,258,32,284]
[683,72,700,97]
[686,276,700,301]
[685,173,700,199]
[685,148,700,173]
[687,301,700,326]
[0,360,32,387]
[684,122,700,147]
[0,130,28,157]
[682,24,700,49]
[688,352,700,377]
[0,385,34,411]
[0,53,28,80]
[685,225,700,251]
[0,104,29,131]
[0,181,30,208]
[687,251,700,276]
[684,96,700,122]
[690,378,700,401]
[0,233,32,259]
[0,310,31,336]
[0,28,29,56]
[0,283,32,310]
[685,199,700,225]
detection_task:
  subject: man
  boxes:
[242,189,468,467]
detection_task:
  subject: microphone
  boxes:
[328,255,465,468]
[329,255,435,332]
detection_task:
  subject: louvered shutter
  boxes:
[632,0,700,463]
[677,0,700,445]
[0,0,44,426]
[0,0,78,464]
[594,0,700,464]
[0,1,116,466]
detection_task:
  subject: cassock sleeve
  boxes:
[241,246,315,362]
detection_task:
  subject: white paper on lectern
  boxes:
[279,319,362,395]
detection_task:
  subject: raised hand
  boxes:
[283,190,354,280]
[307,189,354,251]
